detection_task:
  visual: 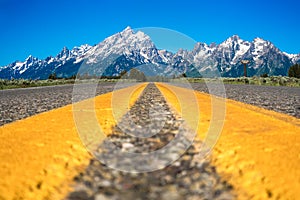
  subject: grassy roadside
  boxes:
[183,76,300,87]
[0,78,120,90]
[1,76,300,90]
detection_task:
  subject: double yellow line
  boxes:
[0,82,299,200]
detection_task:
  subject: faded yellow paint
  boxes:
[156,83,300,200]
[0,83,147,200]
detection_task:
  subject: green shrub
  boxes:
[260,73,268,78]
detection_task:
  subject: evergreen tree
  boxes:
[288,64,300,78]
[48,73,57,80]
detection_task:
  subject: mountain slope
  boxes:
[0,27,298,79]
[182,36,295,77]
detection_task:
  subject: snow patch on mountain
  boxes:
[0,26,299,79]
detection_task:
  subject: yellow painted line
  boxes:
[0,83,147,200]
[156,83,300,200]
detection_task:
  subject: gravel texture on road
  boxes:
[0,83,135,126]
[66,83,234,200]
[186,83,300,118]
[2,82,298,126]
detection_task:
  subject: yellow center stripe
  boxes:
[156,83,300,200]
[0,83,147,200]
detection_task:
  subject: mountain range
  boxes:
[0,26,299,79]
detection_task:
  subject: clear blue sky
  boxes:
[0,0,299,66]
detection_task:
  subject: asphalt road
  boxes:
[189,83,300,118]
[1,82,299,126]
[0,83,119,126]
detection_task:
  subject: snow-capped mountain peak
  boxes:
[84,26,158,65]
[25,55,38,62]
[226,35,240,42]
[120,26,134,36]
[193,42,210,52]
[214,35,251,65]
[56,47,70,60]
[253,37,268,43]
[0,27,299,79]
[71,44,93,57]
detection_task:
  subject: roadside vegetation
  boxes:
[185,76,300,87]
[175,64,300,87]
[1,75,299,90]
[0,79,73,90]
[0,77,119,90]
[1,67,300,90]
